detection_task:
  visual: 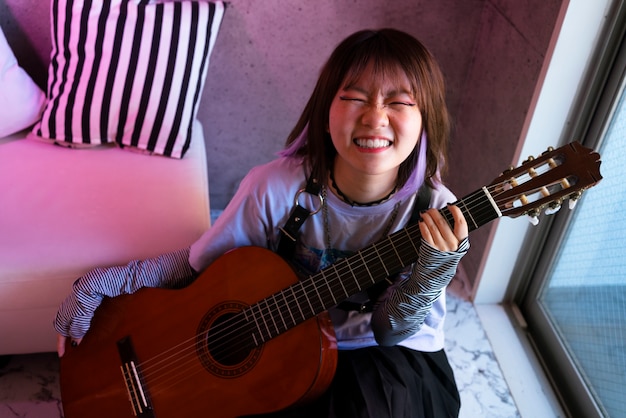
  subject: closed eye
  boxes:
[389,101,416,107]
[339,96,366,103]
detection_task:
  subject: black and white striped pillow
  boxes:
[34,0,225,158]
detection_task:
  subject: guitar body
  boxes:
[60,247,338,418]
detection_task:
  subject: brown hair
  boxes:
[284,28,450,190]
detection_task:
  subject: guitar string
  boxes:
[138,181,516,386]
[135,178,567,392]
[141,188,556,396]
[145,165,581,393]
[143,153,570,372]
[134,164,584,398]
[134,180,516,390]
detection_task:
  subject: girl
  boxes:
[56,28,469,418]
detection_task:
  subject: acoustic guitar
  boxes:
[59,142,602,417]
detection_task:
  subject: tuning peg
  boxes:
[544,205,561,215]
[569,200,577,210]
[568,191,583,210]
[527,209,540,225]
[545,199,562,215]
[501,165,515,175]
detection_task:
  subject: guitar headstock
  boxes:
[488,142,602,221]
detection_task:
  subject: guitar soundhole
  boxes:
[207,312,251,365]
[196,301,263,378]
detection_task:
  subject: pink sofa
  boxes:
[0,0,224,354]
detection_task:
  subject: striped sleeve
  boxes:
[54,248,195,339]
[371,237,470,346]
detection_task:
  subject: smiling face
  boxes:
[328,63,423,186]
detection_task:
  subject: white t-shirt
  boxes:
[190,156,464,352]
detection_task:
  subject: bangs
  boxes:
[340,56,418,98]
[337,30,426,100]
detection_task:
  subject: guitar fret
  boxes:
[457,188,500,232]
[389,237,402,266]
[271,295,286,334]
[261,299,276,337]
[279,289,296,327]
[311,278,324,311]
[364,246,389,279]
[393,234,413,267]
[300,282,316,318]
[333,263,349,299]
[242,308,263,347]
[242,307,253,342]
[440,207,454,230]
[357,251,372,289]
[321,269,337,306]
[372,245,389,277]
[242,309,253,345]
[403,227,420,254]
[457,197,477,230]
[290,285,305,323]
[247,304,266,344]
[257,303,272,342]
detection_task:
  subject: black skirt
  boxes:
[250,346,460,418]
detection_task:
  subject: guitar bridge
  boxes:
[117,336,155,417]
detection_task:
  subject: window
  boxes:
[519,7,626,418]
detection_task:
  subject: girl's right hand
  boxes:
[53,278,105,357]
[56,334,82,358]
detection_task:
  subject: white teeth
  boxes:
[355,138,391,148]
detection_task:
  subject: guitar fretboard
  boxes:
[241,186,500,346]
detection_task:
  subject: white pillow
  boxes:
[0,25,46,138]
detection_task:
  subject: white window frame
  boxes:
[473,1,615,417]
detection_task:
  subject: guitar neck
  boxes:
[244,186,501,345]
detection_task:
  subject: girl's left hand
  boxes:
[418,205,468,252]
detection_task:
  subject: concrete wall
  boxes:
[0,0,564,297]
[445,0,564,295]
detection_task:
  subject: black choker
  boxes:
[329,169,397,207]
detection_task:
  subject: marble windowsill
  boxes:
[445,295,520,418]
[476,303,566,418]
